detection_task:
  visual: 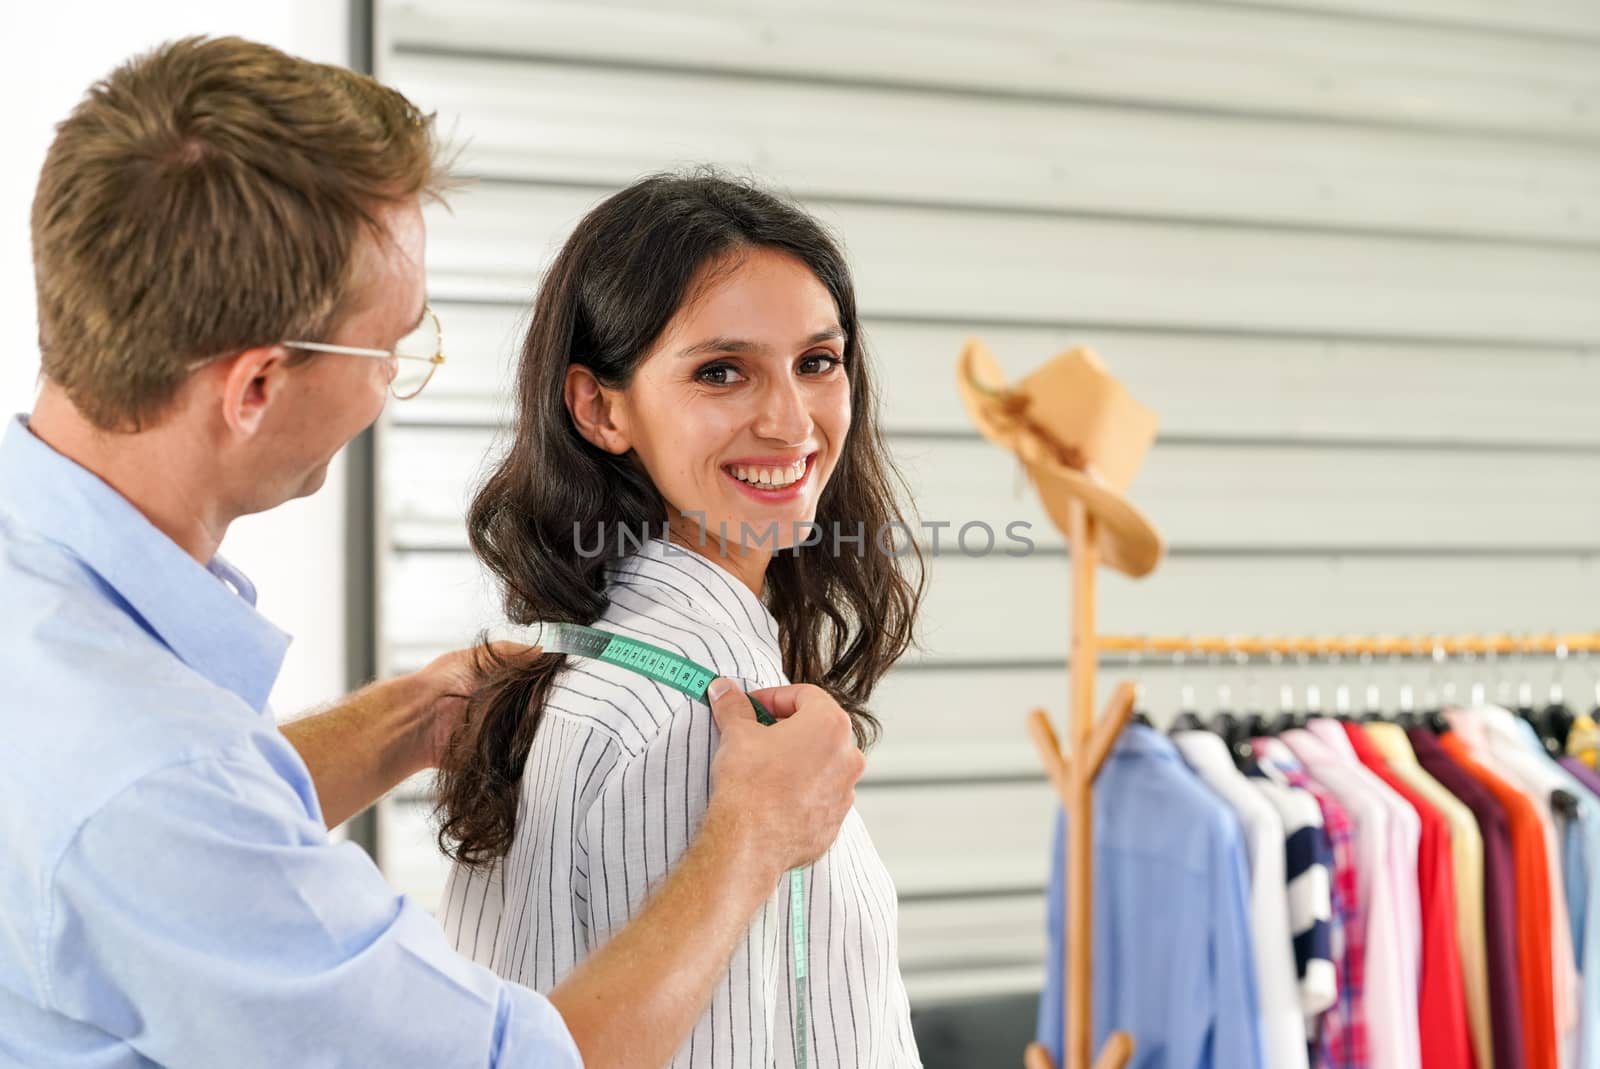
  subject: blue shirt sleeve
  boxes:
[1208,820,1267,1069]
[1035,808,1066,1062]
[41,751,582,1069]
[1563,811,1586,958]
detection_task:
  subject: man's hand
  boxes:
[549,677,867,1069]
[704,678,866,880]
[407,641,545,772]
[281,640,542,829]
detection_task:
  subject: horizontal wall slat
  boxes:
[423,185,1600,345]
[897,894,1046,975]
[1231,0,1600,40]
[905,964,1043,1005]
[381,551,1600,670]
[385,0,1600,141]
[854,781,1054,895]
[402,303,1600,447]
[389,54,1600,247]
[383,427,1600,553]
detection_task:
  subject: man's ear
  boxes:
[216,344,293,439]
[564,364,631,454]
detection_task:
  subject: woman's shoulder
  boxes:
[595,578,787,689]
[537,606,785,761]
[540,655,692,758]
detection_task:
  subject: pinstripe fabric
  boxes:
[439,537,921,1067]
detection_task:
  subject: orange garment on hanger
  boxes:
[1439,732,1557,1069]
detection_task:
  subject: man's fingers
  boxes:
[484,640,544,665]
[743,683,820,721]
[707,676,758,731]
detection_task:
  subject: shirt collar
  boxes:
[1444,707,1494,757]
[1171,727,1242,778]
[1114,722,1184,763]
[1306,717,1361,762]
[1253,736,1307,779]
[604,536,783,664]
[0,416,289,712]
[1365,721,1421,767]
[1474,703,1531,749]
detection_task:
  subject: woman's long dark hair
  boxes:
[435,169,926,867]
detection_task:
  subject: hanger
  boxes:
[1552,787,1581,821]
[1249,709,1276,739]
[1537,643,1574,756]
[1359,644,1385,723]
[1517,679,1540,736]
[1396,682,1421,730]
[1360,681,1384,724]
[1215,672,1263,768]
[1263,677,1296,736]
[1334,683,1355,723]
[1167,680,1201,733]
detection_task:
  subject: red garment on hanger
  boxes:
[1340,723,1474,1069]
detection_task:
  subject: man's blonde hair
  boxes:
[31,35,452,430]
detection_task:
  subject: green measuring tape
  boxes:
[533,621,810,1068]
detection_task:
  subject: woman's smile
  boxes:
[721,450,818,504]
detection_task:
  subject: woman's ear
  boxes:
[564,364,631,454]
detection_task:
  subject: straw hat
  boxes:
[956,338,1164,577]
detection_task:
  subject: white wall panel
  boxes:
[384,1,1600,139]
[391,55,1600,245]
[1235,0,1600,39]
[423,185,1600,344]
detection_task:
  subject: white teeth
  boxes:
[730,458,807,488]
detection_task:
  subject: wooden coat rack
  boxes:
[1021,497,1137,1069]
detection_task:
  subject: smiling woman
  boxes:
[433,169,928,1068]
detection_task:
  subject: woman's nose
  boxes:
[751,378,813,443]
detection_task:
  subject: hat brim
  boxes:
[1023,456,1165,578]
[956,338,1164,578]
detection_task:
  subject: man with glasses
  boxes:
[0,35,866,1069]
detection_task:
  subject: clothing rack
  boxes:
[1021,598,1600,1069]
[1097,634,1600,657]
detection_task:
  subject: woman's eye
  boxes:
[695,362,744,386]
[799,353,846,376]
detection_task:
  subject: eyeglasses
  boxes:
[280,304,446,400]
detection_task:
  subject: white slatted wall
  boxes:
[370,0,1600,1005]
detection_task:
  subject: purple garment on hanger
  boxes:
[1407,727,1525,1069]
[1558,756,1600,800]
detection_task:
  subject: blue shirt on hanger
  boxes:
[1036,723,1266,1069]
[1511,716,1600,1069]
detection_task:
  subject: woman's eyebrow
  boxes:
[678,327,846,359]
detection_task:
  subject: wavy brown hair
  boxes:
[435,170,926,867]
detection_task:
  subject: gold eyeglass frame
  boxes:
[279,304,445,400]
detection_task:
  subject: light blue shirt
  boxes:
[1036,724,1266,1069]
[0,417,581,1069]
[1511,717,1600,1069]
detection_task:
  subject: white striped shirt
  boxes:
[440,536,921,1068]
